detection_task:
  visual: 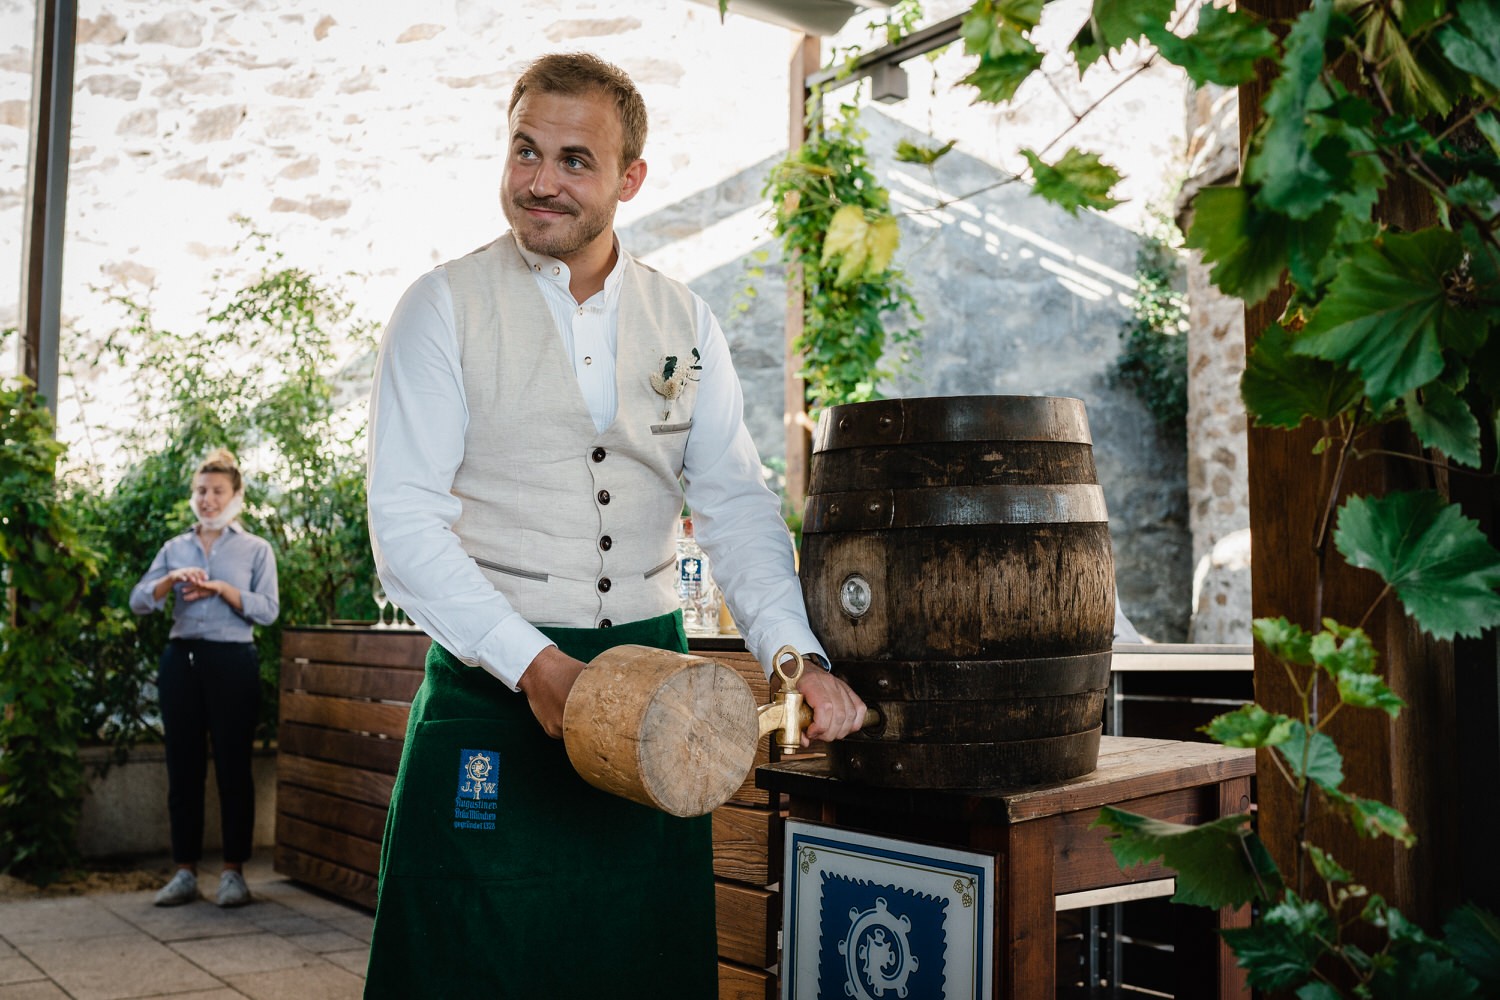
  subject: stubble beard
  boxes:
[507,195,612,261]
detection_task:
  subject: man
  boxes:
[363,52,867,998]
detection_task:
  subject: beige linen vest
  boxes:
[444,232,699,629]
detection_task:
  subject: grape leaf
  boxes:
[895,139,957,165]
[1185,186,1287,305]
[1279,721,1344,791]
[1068,0,1175,70]
[1092,808,1282,908]
[1404,380,1483,468]
[1253,616,1315,665]
[1221,895,1335,989]
[1241,324,1362,429]
[1438,0,1500,91]
[1294,229,1465,407]
[1020,147,1123,215]
[1370,952,1482,999]
[1333,491,1500,640]
[961,49,1045,104]
[1144,3,1275,86]
[1202,703,1295,748]
[1324,788,1415,845]
[1444,905,1500,993]
[1244,0,1337,220]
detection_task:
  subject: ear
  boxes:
[619,158,647,203]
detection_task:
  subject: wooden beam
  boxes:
[18,0,76,413]
[783,33,820,513]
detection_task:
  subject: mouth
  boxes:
[516,198,575,219]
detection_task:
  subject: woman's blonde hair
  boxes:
[196,448,243,493]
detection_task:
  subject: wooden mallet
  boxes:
[562,644,877,817]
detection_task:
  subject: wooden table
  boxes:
[757,736,1255,999]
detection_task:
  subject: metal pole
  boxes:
[18,0,77,415]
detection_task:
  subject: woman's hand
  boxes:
[153,567,207,601]
[181,577,244,611]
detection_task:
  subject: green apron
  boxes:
[364,613,717,999]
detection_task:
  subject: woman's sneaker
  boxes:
[153,869,199,906]
[216,870,251,908]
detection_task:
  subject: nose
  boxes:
[529,159,561,198]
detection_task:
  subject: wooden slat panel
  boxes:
[283,660,424,702]
[277,783,388,843]
[717,960,775,1000]
[278,753,396,808]
[274,845,377,910]
[283,629,430,668]
[712,804,772,885]
[277,813,382,875]
[280,690,410,740]
[715,881,776,968]
[278,721,405,774]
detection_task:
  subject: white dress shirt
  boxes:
[367,242,827,689]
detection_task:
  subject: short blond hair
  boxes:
[509,52,648,169]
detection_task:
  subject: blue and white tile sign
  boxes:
[782,819,994,1000]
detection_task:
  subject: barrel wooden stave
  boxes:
[833,725,1104,789]
[801,523,1116,662]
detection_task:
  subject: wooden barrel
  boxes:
[799,395,1114,789]
[563,644,760,817]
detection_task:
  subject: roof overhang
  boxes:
[685,0,898,36]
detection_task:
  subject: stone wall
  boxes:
[2,0,1198,639]
[1179,85,1251,643]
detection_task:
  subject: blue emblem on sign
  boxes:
[453,748,499,830]
[818,874,947,999]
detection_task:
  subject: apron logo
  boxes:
[454,748,499,830]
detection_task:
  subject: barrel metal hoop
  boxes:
[813,395,1093,451]
[803,483,1109,532]
[834,650,1114,700]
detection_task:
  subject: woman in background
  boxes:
[130,448,278,907]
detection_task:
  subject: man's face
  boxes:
[501,88,644,264]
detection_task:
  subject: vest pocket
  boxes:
[474,556,548,582]
[645,555,676,579]
[650,421,692,435]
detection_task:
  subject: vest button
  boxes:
[597,489,610,505]
[599,535,612,551]
[592,447,606,462]
[597,578,612,593]
[598,619,613,628]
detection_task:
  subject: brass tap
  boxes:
[756,645,879,754]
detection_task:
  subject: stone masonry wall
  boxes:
[2,0,1199,639]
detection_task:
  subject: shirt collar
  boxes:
[514,234,630,302]
[192,521,244,537]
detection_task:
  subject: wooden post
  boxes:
[1239,0,1480,925]
[783,34,820,514]
[19,0,76,413]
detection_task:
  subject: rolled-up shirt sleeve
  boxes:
[680,296,828,675]
[129,544,173,614]
[237,542,279,625]
[366,268,552,691]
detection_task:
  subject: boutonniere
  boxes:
[649,349,701,419]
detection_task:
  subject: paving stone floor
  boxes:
[0,856,371,1000]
